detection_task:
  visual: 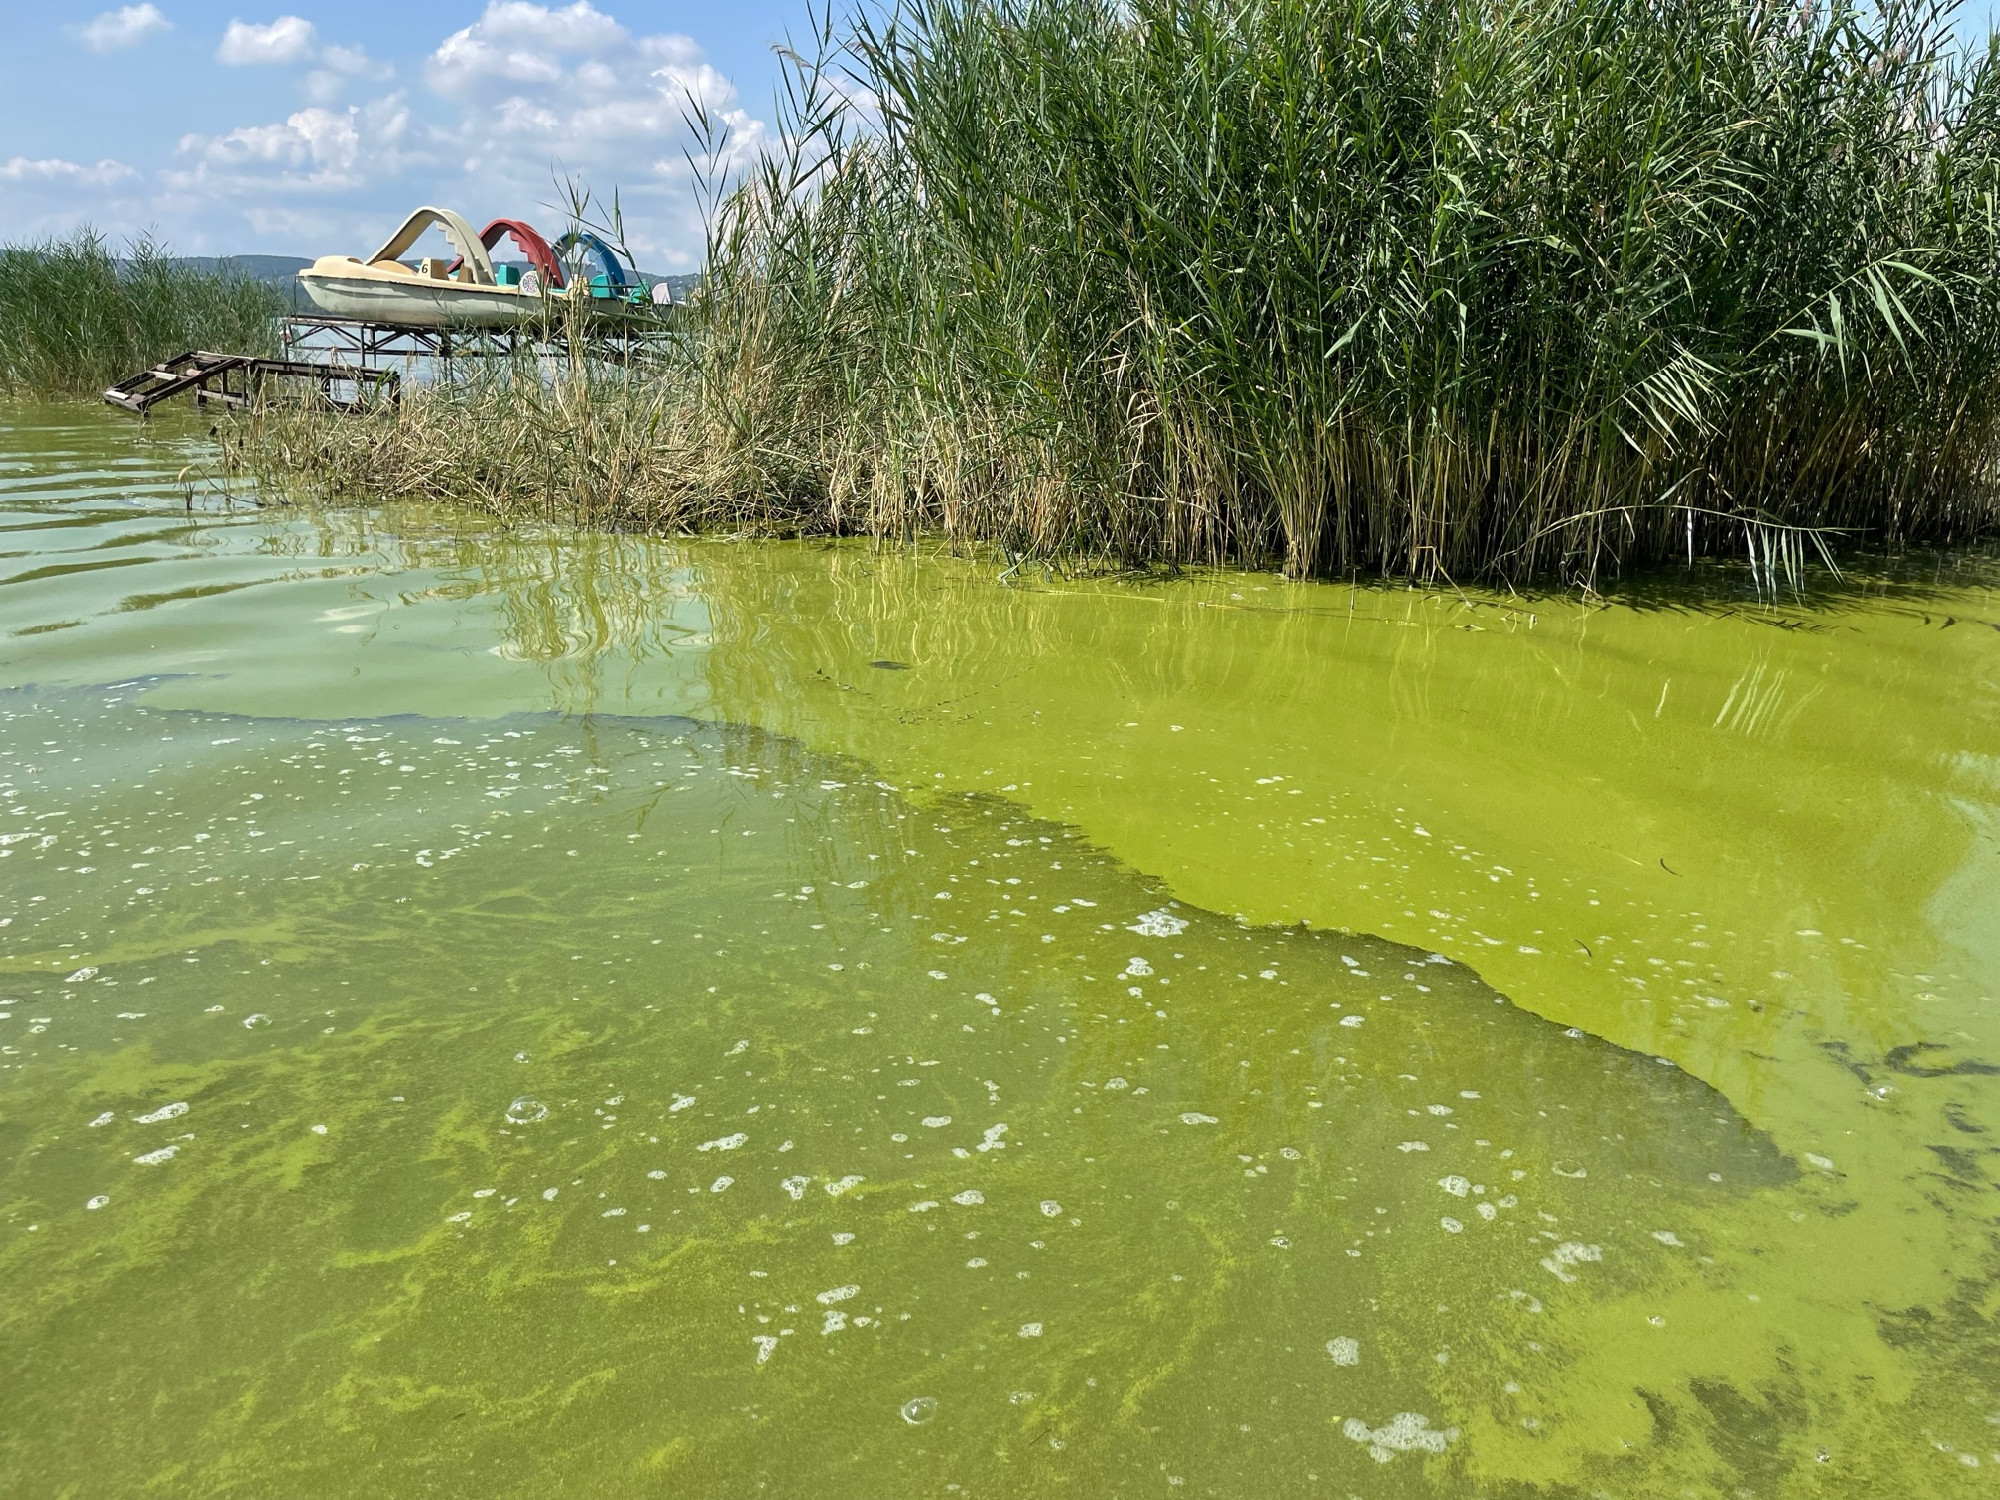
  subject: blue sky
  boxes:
[4,0,1998,267]
[0,1,813,266]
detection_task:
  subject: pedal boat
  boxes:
[297,208,561,329]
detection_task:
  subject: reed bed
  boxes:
[0,230,283,399]
[257,0,2000,584]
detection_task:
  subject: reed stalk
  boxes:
[255,0,2000,585]
[0,229,283,399]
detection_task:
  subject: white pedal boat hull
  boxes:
[298,271,537,329]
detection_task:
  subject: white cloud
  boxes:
[321,44,392,79]
[217,15,318,66]
[0,156,138,187]
[172,96,417,195]
[76,4,172,52]
[15,2,770,266]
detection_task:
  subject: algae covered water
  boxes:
[1,403,1997,1496]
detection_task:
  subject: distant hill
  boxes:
[168,255,313,287]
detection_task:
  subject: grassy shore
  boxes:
[256,0,2000,585]
[0,230,283,400]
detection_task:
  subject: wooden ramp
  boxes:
[103,350,398,415]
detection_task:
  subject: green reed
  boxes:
[0,229,283,399]
[260,0,2000,584]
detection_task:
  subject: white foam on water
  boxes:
[1340,1015,1364,1028]
[1439,1175,1470,1197]
[1039,1200,1063,1217]
[670,1094,697,1112]
[445,1211,471,1224]
[1441,1217,1464,1233]
[1327,1337,1360,1365]
[922,1116,952,1128]
[1179,1113,1218,1126]
[473,1188,497,1199]
[602,1207,627,1217]
[1019,1322,1043,1337]
[1127,910,1188,937]
[85,1195,109,1211]
[951,1190,984,1206]
[1123,957,1154,978]
[543,1188,559,1200]
[134,1146,178,1165]
[816,1284,859,1305]
[1398,1141,1430,1153]
[832,1232,855,1245]
[1541,1242,1603,1283]
[753,1335,779,1364]
[909,1200,940,1213]
[780,1175,809,1199]
[648,1169,668,1180]
[1341,1413,1456,1464]
[710,1176,734,1193]
[64,967,99,983]
[1651,1230,1685,1247]
[1103,1078,1128,1091]
[87,1112,114,1128]
[698,1133,748,1152]
[825,1175,865,1196]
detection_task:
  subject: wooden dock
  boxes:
[103,350,399,416]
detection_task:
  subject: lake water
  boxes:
[2,399,1998,1496]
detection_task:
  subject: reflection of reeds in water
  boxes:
[248,0,2000,586]
[0,231,283,397]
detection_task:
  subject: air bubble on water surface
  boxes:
[901,1397,938,1425]
[1552,1160,1587,1178]
[242,1013,270,1029]
[507,1096,549,1124]
[1040,1201,1063,1217]
[1327,1337,1360,1366]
